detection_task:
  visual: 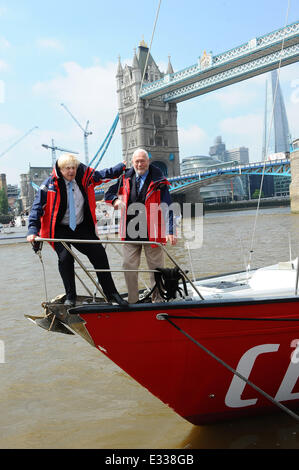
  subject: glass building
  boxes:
[263,70,291,159]
[181,155,245,203]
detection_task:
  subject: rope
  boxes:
[247,0,291,271]
[31,241,49,303]
[124,0,162,163]
[160,314,299,322]
[159,313,299,422]
[31,241,57,331]
[113,0,162,202]
[154,267,189,301]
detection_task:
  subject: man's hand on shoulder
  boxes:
[113,198,126,210]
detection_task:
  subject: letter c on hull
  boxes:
[225,344,279,408]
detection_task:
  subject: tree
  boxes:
[252,189,264,199]
[0,188,9,214]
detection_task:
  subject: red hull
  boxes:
[75,298,299,425]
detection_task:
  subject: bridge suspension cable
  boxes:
[247,0,291,272]
[88,114,119,169]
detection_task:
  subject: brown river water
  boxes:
[1,206,299,449]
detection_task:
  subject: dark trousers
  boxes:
[54,223,117,300]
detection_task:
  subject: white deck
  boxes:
[190,260,299,301]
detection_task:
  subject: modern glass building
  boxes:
[263,69,291,159]
[181,155,245,203]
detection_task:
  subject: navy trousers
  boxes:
[54,222,117,300]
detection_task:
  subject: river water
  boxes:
[1,206,299,449]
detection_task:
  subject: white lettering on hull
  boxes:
[275,355,299,402]
[225,343,299,409]
[225,344,279,408]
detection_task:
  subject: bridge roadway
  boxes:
[168,158,290,193]
[140,21,299,103]
[93,158,290,196]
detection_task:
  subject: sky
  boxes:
[0,0,298,185]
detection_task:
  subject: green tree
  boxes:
[0,188,9,214]
[252,189,264,199]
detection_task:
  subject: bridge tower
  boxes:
[116,40,180,177]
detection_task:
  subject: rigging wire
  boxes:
[247,0,291,272]
[124,0,162,163]
[109,0,163,296]
[159,313,299,422]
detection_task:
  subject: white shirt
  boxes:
[61,178,85,226]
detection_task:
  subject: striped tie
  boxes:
[68,181,76,231]
[136,175,142,194]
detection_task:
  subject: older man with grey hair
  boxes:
[105,148,177,303]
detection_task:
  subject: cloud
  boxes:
[209,75,265,110]
[287,97,299,141]
[0,123,20,144]
[36,38,64,51]
[0,59,8,71]
[277,63,299,85]
[0,80,4,103]
[33,60,119,128]
[0,36,10,49]
[31,59,123,170]
[0,6,7,16]
[219,113,264,160]
[178,125,209,157]
[214,87,257,109]
[220,113,262,136]
[0,125,65,181]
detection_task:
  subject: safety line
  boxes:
[158,313,299,422]
[247,0,291,271]
[161,314,299,322]
[124,0,162,162]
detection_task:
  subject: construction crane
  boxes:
[61,103,92,165]
[42,139,79,167]
[0,126,38,158]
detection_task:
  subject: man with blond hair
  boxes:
[27,153,126,306]
[105,148,177,303]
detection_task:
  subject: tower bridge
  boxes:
[116,21,299,181]
[140,21,299,103]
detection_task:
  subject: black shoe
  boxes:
[64,298,76,307]
[108,292,128,306]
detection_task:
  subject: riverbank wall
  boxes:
[204,197,290,213]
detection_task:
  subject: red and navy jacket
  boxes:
[27,161,125,247]
[105,164,175,246]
